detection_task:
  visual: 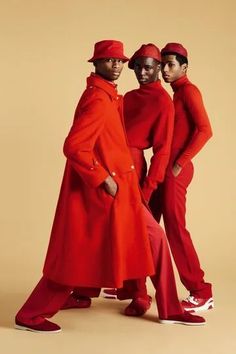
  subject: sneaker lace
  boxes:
[186,295,199,305]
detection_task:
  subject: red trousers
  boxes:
[16,206,182,324]
[149,155,212,298]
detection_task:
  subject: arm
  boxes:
[142,99,174,201]
[176,85,213,169]
[63,91,109,188]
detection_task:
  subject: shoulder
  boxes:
[124,89,139,100]
[182,82,201,98]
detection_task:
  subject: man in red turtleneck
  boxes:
[124,44,174,202]
[154,42,213,312]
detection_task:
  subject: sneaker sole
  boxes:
[158,319,206,326]
[15,324,62,333]
[184,300,214,313]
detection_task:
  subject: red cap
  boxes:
[128,43,161,69]
[88,40,129,62]
[161,43,188,58]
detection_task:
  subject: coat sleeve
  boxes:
[142,98,174,201]
[63,90,109,188]
[176,85,213,167]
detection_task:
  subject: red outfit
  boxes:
[149,75,213,298]
[43,73,155,288]
[16,75,185,325]
[124,80,174,201]
[16,205,183,325]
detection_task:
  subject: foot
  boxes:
[61,294,91,309]
[124,295,152,316]
[102,288,117,299]
[159,311,206,326]
[15,319,61,333]
[182,295,214,312]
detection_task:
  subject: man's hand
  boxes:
[172,163,182,177]
[103,175,118,197]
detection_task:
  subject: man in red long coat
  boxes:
[150,42,213,312]
[15,40,205,333]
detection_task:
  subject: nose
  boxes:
[140,68,146,76]
[112,60,121,68]
[162,63,168,72]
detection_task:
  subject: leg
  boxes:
[142,205,183,319]
[123,206,206,325]
[16,277,72,326]
[162,162,212,299]
[149,183,164,223]
[62,287,101,309]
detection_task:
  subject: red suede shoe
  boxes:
[15,319,61,333]
[182,295,214,312]
[102,288,117,299]
[159,311,206,326]
[124,295,152,316]
[61,294,92,309]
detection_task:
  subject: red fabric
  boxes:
[170,75,213,167]
[16,207,183,323]
[149,160,212,298]
[124,80,174,201]
[118,206,183,318]
[148,76,213,297]
[128,43,161,69]
[16,278,72,325]
[88,40,129,62]
[161,43,188,58]
[43,74,155,288]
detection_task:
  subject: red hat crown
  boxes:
[161,43,188,58]
[128,43,161,69]
[88,40,129,62]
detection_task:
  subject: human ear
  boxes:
[182,63,188,73]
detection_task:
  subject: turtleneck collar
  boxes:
[87,73,118,99]
[171,75,189,92]
[140,79,161,90]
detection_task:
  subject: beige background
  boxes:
[0,0,235,353]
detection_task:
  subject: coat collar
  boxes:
[87,73,118,99]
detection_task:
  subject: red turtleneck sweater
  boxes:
[124,80,174,200]
[170,75,213,167]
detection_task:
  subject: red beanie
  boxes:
[161,43,188,58]
[88,40,129,62]
[128,43,161,69]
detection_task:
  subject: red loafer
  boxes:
[124,295,152,316]
[15,319,61,333]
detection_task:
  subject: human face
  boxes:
[133,57,160,85]
[161,54,187,83]
[95,58,124,82]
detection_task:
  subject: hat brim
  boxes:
[128,55,161,70]
[88,55,129,63]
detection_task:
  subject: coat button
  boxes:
[131,165,135,170]
[90,167,94,170]
[89,86,93,89]
[111,171,116,176]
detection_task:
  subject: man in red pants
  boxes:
[103,44,174,302]
[15,40,205,333]
[148,42,213,312]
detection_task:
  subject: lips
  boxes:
[138,77,147,82]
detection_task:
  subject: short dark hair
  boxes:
[162,52,188,65]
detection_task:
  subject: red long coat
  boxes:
[43,73,154,288]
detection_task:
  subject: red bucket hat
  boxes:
[161,43,188,58]
[128,43,161,69]
[88,40,129,62]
